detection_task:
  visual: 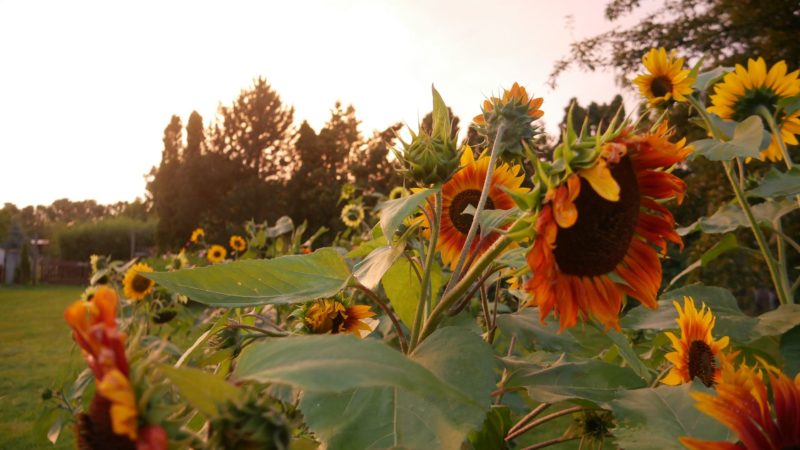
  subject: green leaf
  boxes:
[461,204,520,238]
[505,359,647,406]
[266,215,294,238]
[667,233,739,288]
[352,243,406,290]
[145,248,351,307]
[160,366,240,417]
[295,328,496,450]
[431,85,451,140]
[377,188,436,240]
[677,199,798,235]
[495,308,611,357]
[778,94,800,116]
[605,329,652,383]
[611,382,732,450]
[345,235,388,258]
[382,256,441,327]
[467,406,513,450]
[692,66,730,92]
[747,167,800,198]
[691,116,765,160]
[780,325,800,377]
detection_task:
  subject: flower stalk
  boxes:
[409,190,442,351]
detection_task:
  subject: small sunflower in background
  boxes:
[661,296,730,387]
[633,47,695,105]
[389,186,409,200]
[229,235,247,253]
[340,203,365,228]
[123,262,155,301]
[190,227,205,243]
[708,57,800,162]
[303,299,377,337]
[207,245,227,263]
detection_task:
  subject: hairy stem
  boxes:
[410,190,442,351]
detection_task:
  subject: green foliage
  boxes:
[378,187,436,239]
[382,256,442,328]
[691,116,766,160]
[55,217,156,261]
[747,167,800,198]
[160,366,240,417]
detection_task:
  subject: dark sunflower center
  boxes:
[449,189,494,235]
[131,274,152,293]
[732,87,779,123]
[688,340,716,387]
[553,156,640,276]
[331,311,346,334]
[651,76,673,98]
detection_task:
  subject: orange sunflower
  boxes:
[418,147,528,270]
[661,296,730,387]
[304,299,377,338]
[680,362,800,450]
[525,122,691,330]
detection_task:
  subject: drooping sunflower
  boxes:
[229,235,247,253]
[207,245,227,263]
[525,122,691,330]
[341,203,365,228]
[304,299,377,338]
[389,186,409,200]
[708,57,800,162]
[680,362,800,450]
[418,147,528,270]
[661,296,730,387]
[122,263,155,301]
[633,47,695,105]
[190,227,205,243]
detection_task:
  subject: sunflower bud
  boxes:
[473,82,544,160]
[208,394,291,450]
[394,86,461,186]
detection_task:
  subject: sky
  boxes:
[0,0,646,207]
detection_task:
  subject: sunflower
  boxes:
[661,297,730,387]
[633,48,695,105]
[341,203,365,228]
[708,57,800,162]
[229,235,247,253]
[680,362,800,450]
[417,147,528,270]
[190,227,205,243]
[473,82,544,158]
[304,299,377,338]
[122,263,155,301]
[389,186,409,200]
[207,245,227,263]
[525,122,691,330]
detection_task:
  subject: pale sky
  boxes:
[0,0,645,207]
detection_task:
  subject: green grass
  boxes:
[0,284,84,449]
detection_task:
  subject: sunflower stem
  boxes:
[444,124,507,295]
[505,406,597,442]
[688,95,791,306]
[409,190,442,351]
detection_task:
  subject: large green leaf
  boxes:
[145,248,351,307]
[495,308,611,357]
[691,116,765,161]
[505,359,647,406]
[747,167,800,198]
[606,330,652,383]
[381,256,442,327]
[296,328,496,450]
[677,199,798,235]
[160,366,240,417]
[377,188,436,240]
[692,66,729,92]
[780,325,800,377]
[611,382,732,450]
[352,243,406,290]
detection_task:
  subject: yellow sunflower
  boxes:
[681,361,800,450]
[633,48,695,105]
[661,296,730,387]
[417,147,528,270]
[526,122,691,330]
[708,57,800,162]
[122,262,155,301]
[229,235,247,253]
[389,186,409,200]
[304,299,377,338]
[207,245,227,263]
[341,203,365,228]
[190,227,205,243]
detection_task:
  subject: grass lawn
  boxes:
[0,284,85,449]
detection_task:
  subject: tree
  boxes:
[349,123,404,195]
[148,116,188,247]
[210,77,295,179]
[559,95,625,135]
[185,110,205,160]
[550,0,800,86]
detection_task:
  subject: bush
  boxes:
[56,217,157,262]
